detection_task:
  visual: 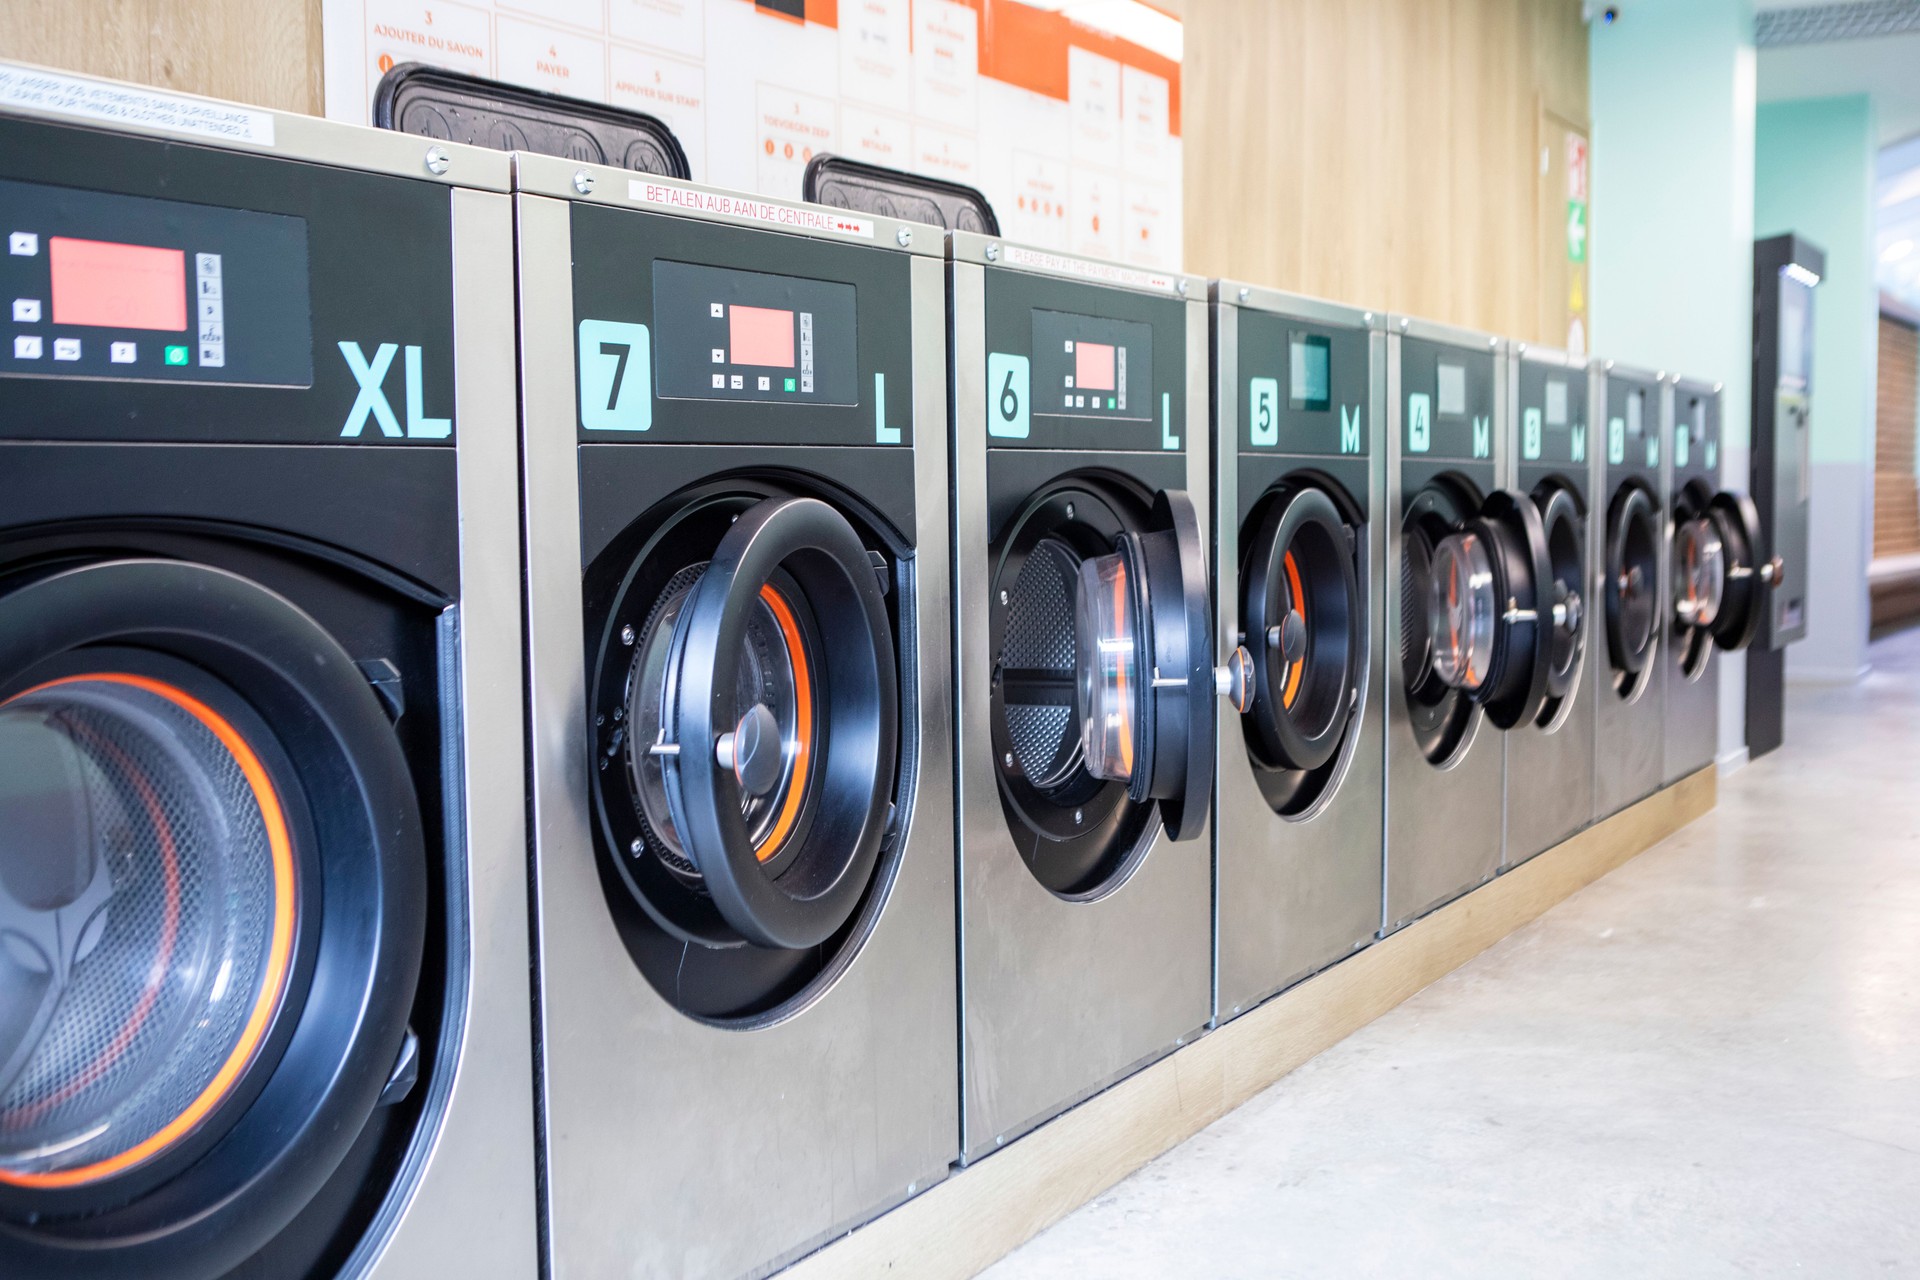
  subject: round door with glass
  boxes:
[0,559,424,1278]
[589,486,901,1022]
[989,478,1224,898]
[1603,479,1662,700]
[1527,478,1589,729]
[1670,481,1774,680]
[1235,477,1363,815]
[1400,478,1554,765]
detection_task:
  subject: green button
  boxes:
[164,345,189,366]
[1107,397,1116,410]
[784,377,796,392]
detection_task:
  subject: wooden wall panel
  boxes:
[0,0,323,116]
[1875,310,1920,560]
[1182,0,1590,342]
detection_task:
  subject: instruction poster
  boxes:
[321,0,1184,269]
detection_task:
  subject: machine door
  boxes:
[1529,479,1588,725]
[991,482,1217,898]
[1237,479,1362,814]
[1402,480,1553,756]
[1603,480,1661,695]
[1074,490,1217,844]
[1671,484,1773,678]
[632,496,896,952]
[0,559,423,1279]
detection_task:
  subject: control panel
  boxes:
[1,177,313,388]
[653,260,857,406]
[1515,362,1589,472]
[1398,337,1495,464]
[1237,309,1369,457]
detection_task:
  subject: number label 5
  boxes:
[1249,377,1279,447]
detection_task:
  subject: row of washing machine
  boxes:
[0,70,1786,1280]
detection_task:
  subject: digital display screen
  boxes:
[51,238,189,331]
[1545,378,1568,426]
[1437,361,1467,416]
[1626,388,1644,436]
[1031,308,1153,421]
[728,304,796,368]
[652,260,858,405]
[1,177,312,387]
[1290,333,1331,411]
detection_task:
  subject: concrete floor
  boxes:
[984,628,1920,1278]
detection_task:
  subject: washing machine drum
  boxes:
[1240,483,1361,774]
[1673,488,1767,656]
[1414,489,1553,731]
[1530,481,1588,708]
[1071,490,1216,841]
[1604,481,1661,677]
[0,559,422,1277]
[625,496,897,952]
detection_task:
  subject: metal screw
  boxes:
[629,838,643,855]
[1064,503,1075,520]
[985,243,1000,262]
[999,589,1009,606]
[621,624,636,646]
[1237,287,1250,303]
[1073,809,1084,825]
[1003,752,1014,768]
[424,146,451,176]
[1176,1036,1185,1046]
[896,227,914,248]
[1400,318,1411,332]
[1364,311,1375,325]
[995,1135,1004,1146]
[573,169,596,195]
[907,1182,917,1195]
[1176,279,1189,296]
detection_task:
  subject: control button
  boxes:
[197,275,222,300]
[198,299,222,324]
[9,232,37,256]
[783,377,796,392]
[1064,375,1074,388]
[14,334,42,359]
[709,302,724,318]
[111,342,136,364]
[711,348,724,363]
[1064,340,1073,352]
[729,374,743,389]
[200,322,224,344]
[757,376,770,391]
[1064,394,1073,409]
[711,373,725,389]
[199,343,224,367]
[53,338,80,361]
[196,252,221,277]
[12,298,40,322]
[800,373,813,393]
[164,345,189,366]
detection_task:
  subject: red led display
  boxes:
[728,304,795,368]
[1075,341,1116,392]
[49,237,188,332]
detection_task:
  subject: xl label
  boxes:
[339,341,451,440]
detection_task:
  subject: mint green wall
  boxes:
[1755,94,1877,681]
[1589,0,1757,762]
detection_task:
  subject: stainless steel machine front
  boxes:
[951,234,1225,1160]
[1385,318,1552,930]
[1591,362,1669,821]
[516,156,955,1278]
[1662,376,1774,784]
[1212,283,1385,1018]
[1502,343,1597,866]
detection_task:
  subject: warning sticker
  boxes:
[626,179,875,239]
[0,66,275,146]
[1001,243,1177,294]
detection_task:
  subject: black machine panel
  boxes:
[1237,309,1371,460]
[1603,371,1663,481]
[1398,336,1496,464]
[980,266,1187,454]
[1514,360,1590,482]
[570,202,913,447]
[0,117,457,446]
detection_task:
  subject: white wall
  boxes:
[1589,0,1757,767]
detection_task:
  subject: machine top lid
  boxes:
[514,151,943,258]
[1210,279,1381,332]
[949,227,1204,300]
[1597,358,1665,388]
[1388,313,1503,354]
[1509,341,1589,372]
[0,59,511,192]
[1669,371,1725,396]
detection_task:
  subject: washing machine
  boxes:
[1501,344,1596,866]
[1211,283,1384,1020]
[514,155,954,1277]
[1662,376,1776,783]
[0,67,533,1278]
[951,234,1231,1159]
[1590,362,1668,821]
[1384,318,1551,930]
